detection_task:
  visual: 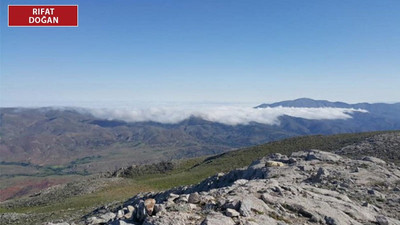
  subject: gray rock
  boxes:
[200,195,216,204]
[239,196,270,217]
[123,205,135,219]
[284,203,321,223]
[269,153,289,162]
[306,150,342,162]
[86,216,106,225]
[363,156,386,165]
[299,165,314,172]
[127,205,135,212]
[376,215,389,225]
[201,213,235,225]
[167,193,179,202]
[234,179,248,186]
[225,208,240,217]
[142,212,193,225]
[188,192,200,204]
[312,167,330,182]
[110,220,136,225]
[261,193,280,205]
[188,203,197,210]
[325,216,339,225]
[217,172,225,177]
[46,223,70,225]
[290,151,309,158]
[153,204,165,215]
[117,210,124,219]
[100,212,116,223]
[316,167,329,177]
[223,199,241,210]
[87,216,106,224]
[175,194,189,203]
[288,157,297,164]
[368,189,386,199]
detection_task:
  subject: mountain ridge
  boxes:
[256,97,400,108]
[1,99,400,205]
[1,98,400,169]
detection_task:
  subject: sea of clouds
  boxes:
[86,105,368,126]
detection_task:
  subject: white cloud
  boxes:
[86,106,368,126]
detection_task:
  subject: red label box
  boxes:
[8,5,78,27]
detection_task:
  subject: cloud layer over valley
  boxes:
[87,106,368,126]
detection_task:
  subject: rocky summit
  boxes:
[60,149,400,225]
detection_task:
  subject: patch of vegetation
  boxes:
[0,161,34,167]
[114,161,175,178]
[0,180,152,225]
[70,156,102,166]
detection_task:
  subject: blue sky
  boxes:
[1,0,399,107]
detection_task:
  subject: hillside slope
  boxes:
[1,131,399,224]
[91,149,400,225]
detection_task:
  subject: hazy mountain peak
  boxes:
[256,98,400,109]
[256,98,350,108]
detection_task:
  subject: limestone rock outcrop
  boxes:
[86,150,400,225]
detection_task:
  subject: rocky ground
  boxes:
[336,133,400,164]
[44,148,400,225]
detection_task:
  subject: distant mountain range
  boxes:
[257,98,400,120]
[257,98,400,133]
[1,98,399,175]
